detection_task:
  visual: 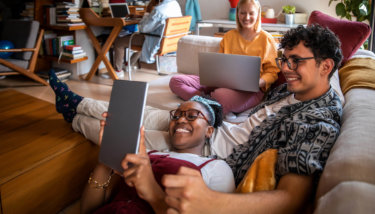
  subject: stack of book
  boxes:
[37,68,72,82]
[20,2,34,20]
[60,45,87,60]
[44,5,56,25]
[43,32,75,57]
[55,2,83,26]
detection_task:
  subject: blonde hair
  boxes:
[236,0,261,33]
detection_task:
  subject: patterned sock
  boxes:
[48,69,83,122]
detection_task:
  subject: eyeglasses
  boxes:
[275,56,315,71]
[169,109,210,124]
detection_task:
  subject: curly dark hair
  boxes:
[197,95,223,128]
[279,24,343,79]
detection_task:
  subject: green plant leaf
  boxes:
[336,3,347,17]
[358,3,368,16]
[346,13,352,20]
[282,5,296,14]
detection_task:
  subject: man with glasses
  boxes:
[161,24,344,213]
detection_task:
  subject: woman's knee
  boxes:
[169,75,187,92]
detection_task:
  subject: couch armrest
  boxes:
[177,35,222,75]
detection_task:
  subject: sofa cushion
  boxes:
[308,10,371,65]
[314,181,375,214]
[316,88,375,199]
[339,57,375,94]
[0,59,29,72]
[177,35,222,75]
[330,70,345,106]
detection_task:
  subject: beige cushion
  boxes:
[316,88,375,199]
[177,35,222,75]
[314,181,375,214]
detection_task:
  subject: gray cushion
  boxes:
[1,20,39,60]
[0,59,29,72]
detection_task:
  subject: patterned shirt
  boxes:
[226,84,343,185]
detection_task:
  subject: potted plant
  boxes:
[328,0,371,22]
[282,5,296,25]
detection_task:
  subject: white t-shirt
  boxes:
[211,94,301,158]
[149,151,235,193]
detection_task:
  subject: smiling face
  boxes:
[281,41,333,101]
[168,101,214,155]
[237,1,259,30]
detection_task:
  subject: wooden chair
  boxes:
[127,16,192,80]
[0,20,47,85]
[79,8,139,81]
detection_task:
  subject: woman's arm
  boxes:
[260,35,280,91]
[163,167,314,214]
[121,127,168,214]
[80,163,120,214]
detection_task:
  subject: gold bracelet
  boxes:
[88,170,114,189]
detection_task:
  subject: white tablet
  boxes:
[99,80,148,172]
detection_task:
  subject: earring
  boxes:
[202,138,211,157]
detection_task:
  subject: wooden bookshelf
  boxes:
[34,0,88,69]
[47,24,87,31]
[43,55,88,64]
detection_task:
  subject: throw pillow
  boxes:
[308,10,371,65]
[236,149,278,193]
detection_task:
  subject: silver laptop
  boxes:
[99,80,148,173]
[198,52,261,92]
[109,3,130,18]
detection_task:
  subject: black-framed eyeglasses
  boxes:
[169,109,210,124]
[275,56,315,71]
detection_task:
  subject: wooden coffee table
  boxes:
[0,90,99,214]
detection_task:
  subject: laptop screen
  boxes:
[109,3,130,18]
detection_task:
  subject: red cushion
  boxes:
[308,10,371,65]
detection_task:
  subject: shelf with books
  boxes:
[43,55,88,64]
[46,24,87,31]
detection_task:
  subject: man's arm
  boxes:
[163,167,314,214]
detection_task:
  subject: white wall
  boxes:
[198,0,337,18]
[196,0,338,35]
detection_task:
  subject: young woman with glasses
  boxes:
[80,95,235,214]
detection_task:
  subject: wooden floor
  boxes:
[0,90,99,214]
[0,68,166,214]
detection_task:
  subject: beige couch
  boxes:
[146,35,375,213]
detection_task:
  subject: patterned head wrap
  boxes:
[189,95,221,126]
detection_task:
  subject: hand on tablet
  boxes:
[121,127,164,202]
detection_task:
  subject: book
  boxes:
[53,23,85,27]
[64,45,82,51]
[37,68,70,79]
[48,7,56,25]
[56,11,79,15]
[63,49,84,55]
[58,35,75,53]
[61,51,87,59]
[43,31,57,56]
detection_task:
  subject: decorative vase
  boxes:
[229,8,236,21]
[285,13,294,25]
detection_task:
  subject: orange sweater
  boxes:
[219,29,279,91]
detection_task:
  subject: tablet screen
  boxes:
[99,80,148,172]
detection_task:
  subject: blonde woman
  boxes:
[169,0,279,117]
